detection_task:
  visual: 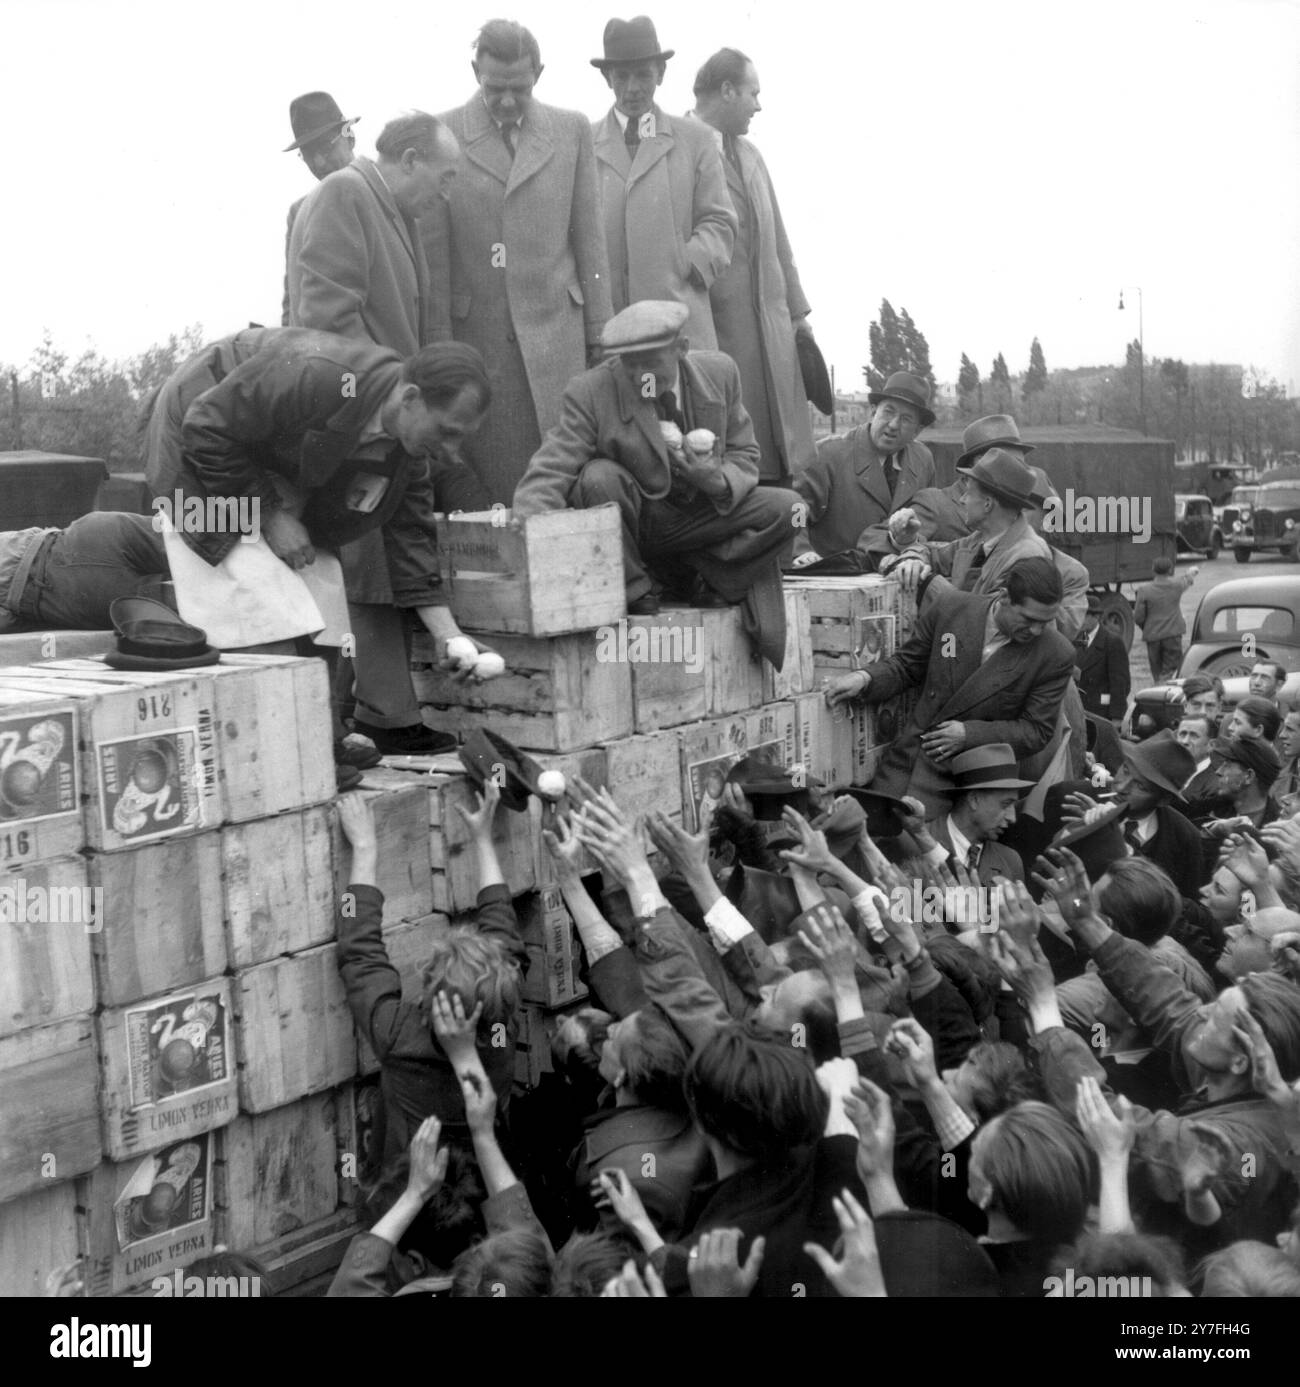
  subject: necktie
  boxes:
[883,452,899,499]
[1123,817,1144,854]
[961,544,987,592]
[625,118,641,153]
[499,121,517,159]
[967,842,983,870]
[656,389,686,431]
[723,134,742,174]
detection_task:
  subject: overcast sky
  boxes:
[3,0,1298,393]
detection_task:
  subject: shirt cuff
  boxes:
[704,895,755,954]
[922,842,949,867]
[929,1091,977,1151]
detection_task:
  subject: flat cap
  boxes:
[1211,736,1282,789]
[601,299,689,354]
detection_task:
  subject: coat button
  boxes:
[506,329,517,343]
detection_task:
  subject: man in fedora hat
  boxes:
[1108,728,1205,899]
[922,744,1031,887]
[590,16,737,349]
[281,92,359,324]
[1074,592,1131,727]
[825,557,1074,817]
[689,49,815,485]
[512,300,798,665]
[793,371,936,558]
[425,20,612,503]
[954,413,1059,518]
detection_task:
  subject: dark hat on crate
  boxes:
[1121,728,1197,797]
[956,447,1039,512]
[956,414,1035,468]
[949,743,1035,793]
[591,16,674,68]
[835,785,910,839]
[797,333,834,415]
[458,728,549,813]
[601,299,689,355]
[1210,736,1282,790]
[1050,803,1129,884]
[725,755,825,821]
[867,371,935,428]
[284,92,357,152]
[105,597,220,671]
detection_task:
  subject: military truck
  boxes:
[920,424,1177,649]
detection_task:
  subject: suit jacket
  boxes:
[1074,625,1131,719]
[860,585,1075,814]
[794,427,935,556]
[425,96,612,502]
[1136,803,1207,900]
[925,815,1025,887]
[288,158,427,357]
[593,106,736,348]
[1133,574,1194,642]
[697,122,813,481]
[512,350,759,519]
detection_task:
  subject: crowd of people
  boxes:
[12,15,1300,1301]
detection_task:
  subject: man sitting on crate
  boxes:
[511,299,799,665]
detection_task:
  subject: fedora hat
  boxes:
[591,16,674,69]
[458,728,550,813]
[284,92,357,152]
[725,756,824,822]
[956,414,1035,468]
[1121,728,1197,797]
[867,371,935,428]
[956,447,1039,511]
[835,785,911,839]
[1051,803,1129,883]
[105,597,220,671]
[797,334,834,415]
[949,743,1035,793]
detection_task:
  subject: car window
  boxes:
[1231,488,1261,506]
[1259,488,1300,509]
[1188,501,1210,517]
[1205,606,1295,640]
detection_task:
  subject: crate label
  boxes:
[852,614,896,667]
[125,989,231,1111]
[112,1132,212,1254]
[0,708,79,832]
[97,729,205,842]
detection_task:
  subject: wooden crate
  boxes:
[678,714,750,832]
[744,701,799,771]
[517,886,587,1010]
[428,770,536,913]
[97,978,238,1160]
[215,1093,340,1250]
[438,505,626,636]
[0,1180,81,1296]
[329,766,436,926]
[699,606,766,716]
[234,945,358,1113]
[354,913,449,1076]
[79,1133,217,1296]
[249,1208,363,1296]
[334,1076,383,1206]
[625,610,707,732]
[0,1014,101,1201]
[784,575,900,682]
[0,856,96,1036]
[602,728,684,856]
[411,627,632,752]
[225,806,335,969]
[0,669,221,851]
[87,834,226,1006]
[0,690,86,863]
[763,589,815,701]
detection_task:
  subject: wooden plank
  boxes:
[329,767,435,926]
[744,701,799,772]
[0,1014,101,1201]
[602,729,684,859]
[354,913,449,1076]
[428,771,535,913]
[225,806,335,968]
[250,1208,363,1296]
[624,609,708,732]
[0,1179,80,1296]
[0,692,86,862]
[79,1134,217,1295]
[0,856,96,1036]
[677,714,750,832]
[234,946,358,1113]
[411,628,632,752]
[763,589,815,701]
[701,606,766,716]
[333,1076,383,1207]
[88,834,226,1006]
[97,979,238,1161]
[215,1093,340,1250]
[438,506,626,636]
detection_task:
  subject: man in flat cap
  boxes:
[281,92,359,325]
[591,17,737,349]
[512,300,799,662]
[427,20,612,503]
[689,48,815,485]
[793,371,936,558]
[1204,736,1282,838]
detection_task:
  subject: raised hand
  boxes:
[844,1076,896,1181]
[803,1191,887,1298]
[779,804,840,876]
[454,777,501,841]
[541,813,585,879]
[458,1062,498,1134]
[645,810,711,882]
[336,791,377,851]
[1224,835,1271,891]
[572,790,651,888]
[1232,1009,1293,1106]
[994,878,1042,947]
[429,989,484,1066]
[406,1115,450,1203]
[1074,1075,1135,1164]
[687,1229,766,1298]
[602,1260,667,1298]
[886,1017,939,1089]
[798,902,862,997]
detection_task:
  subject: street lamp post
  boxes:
[1118,286,1144,433]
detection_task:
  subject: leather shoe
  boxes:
[352,721,458,755]
[627,593,661,616]
[335,739,383,770]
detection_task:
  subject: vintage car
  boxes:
[1174,493,1221,559]
[1225,479,1300,562]
[1127,574,1300,737]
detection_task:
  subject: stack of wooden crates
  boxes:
[0,505,913,1296]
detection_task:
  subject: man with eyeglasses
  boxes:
[281,92,359,324]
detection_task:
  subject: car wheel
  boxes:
[1096,591,1135,650]
[1203,653,1255,679]
[1205,532,1220,560]
[1233,547,1252,564]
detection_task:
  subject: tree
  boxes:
[990,353,1012,410]
[864,299,935,394]
[1021,338,1048,420]
[957,353,981,414]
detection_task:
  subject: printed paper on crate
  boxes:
[686,740,783,834]
[852,615,895,667]
[113,1133,211,1251]
[0,708,79,823]
[96,730,205,841]
[125,989,230,1110]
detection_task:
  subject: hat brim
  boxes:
[956,440,1035,469]
[602,332,681,356]
[591,49,674,68]
[457,728,548,813]
[797,335,834,415]
[954,466,1035,511]
[1120,744,1187,797]
[105,647,222,671]
[283,116,358,153]
[954,775,1036,791]
[867,391,935,428]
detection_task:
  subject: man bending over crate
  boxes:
[335,782,527,1169]
[511,300,800,666]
